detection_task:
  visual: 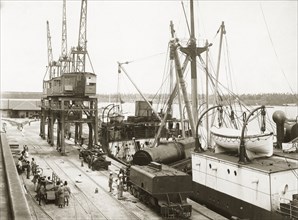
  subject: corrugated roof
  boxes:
[13,101,40,110]
[0,99,40,110]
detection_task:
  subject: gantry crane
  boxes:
[59,0,70,74]
[46,20,53,77]
[71,0,87,73]
[40,0,98,155]
[45,21,60,80]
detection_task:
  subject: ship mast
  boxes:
[169,22,186,138]
[213,21,225,106]
[189,0,198,126]
[152,21,191,147]
[181,0,198,126]
[211,22,226,126]
[180,0,208,137]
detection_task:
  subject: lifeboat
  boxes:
[211,127,274,159]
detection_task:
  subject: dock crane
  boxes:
[41,0,98,154]
[59,0,70,74]
[45,21,60,80]
[71,0,88,73]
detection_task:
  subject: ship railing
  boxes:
[276,197,298,219]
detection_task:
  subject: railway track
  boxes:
[41,157,142,220]
[19,141,141,219]
[46,158,109,220]
[20,132,225,220]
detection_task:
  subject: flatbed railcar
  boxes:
[128,162,192,219]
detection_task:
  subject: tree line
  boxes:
[1,92,297,106]
[97,93,297,106]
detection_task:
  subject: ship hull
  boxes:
[191,152,298,220]
[191,182,286,220]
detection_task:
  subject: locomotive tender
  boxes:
[128,162,192,218]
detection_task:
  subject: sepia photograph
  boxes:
[0,1,297,219]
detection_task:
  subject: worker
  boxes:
[87,154,92,168]
[57,182,65,208]
[37,185,46,206]
[91,153,98,170]
[16,158,23,174]
[117,174,124,200]
[40,176,47,188]
[108,172,113,192]
[54,181,61,206]
[115,145,120,157]
[36,177,42,195]
[31,158,37,175]
[126,154,131,162]
[32,172,40,192]
[24,145,29,152]
[125,165,131,191]
[79,150,84,167]
[26,161,31,179]
[63,181,71,206]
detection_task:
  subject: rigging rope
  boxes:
[224,35,237,93]
[126,52,166,64]
[181,1,191,37]
[259,2,296,95]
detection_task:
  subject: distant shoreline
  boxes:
[1,91,297,106]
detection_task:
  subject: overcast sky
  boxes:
[1,0,297,95]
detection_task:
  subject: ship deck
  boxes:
[198,150,298,173]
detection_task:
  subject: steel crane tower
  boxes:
[47,20,53,73]
[41,0,98,155]
[71,0,87,73]
[59,0,70,74]
[46,21,60,79]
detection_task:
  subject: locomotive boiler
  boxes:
[132,137,195,165]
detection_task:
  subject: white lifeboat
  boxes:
[210,127,274,159]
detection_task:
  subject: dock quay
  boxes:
[0,119,227,220]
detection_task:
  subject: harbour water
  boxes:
[99,102,297,129]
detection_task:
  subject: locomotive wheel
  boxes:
[148,196,156,207]
[135,190,140,199]
[139,194,145,202]
[127,186,132,194]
